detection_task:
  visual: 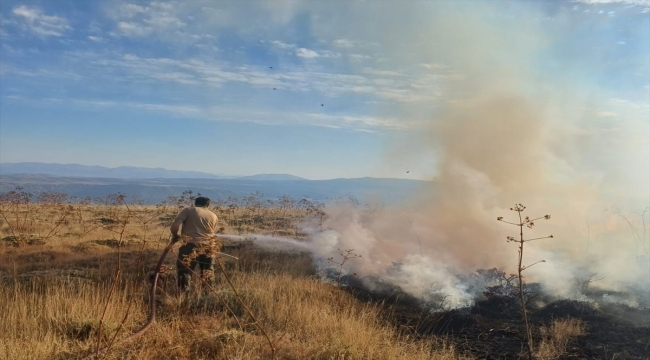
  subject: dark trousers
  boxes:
[176,242,214,291]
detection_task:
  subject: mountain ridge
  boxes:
[0,173,427,204]
[0,162,305,181]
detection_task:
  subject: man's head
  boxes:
[194,196,211,207]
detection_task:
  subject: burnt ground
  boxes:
[349,287,650,360]
[3,242,648,359]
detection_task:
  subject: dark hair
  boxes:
[194,196,210,207]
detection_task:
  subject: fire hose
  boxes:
[80,241,174,360]
[81,236,274,359]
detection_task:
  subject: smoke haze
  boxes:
[301,1,650,307]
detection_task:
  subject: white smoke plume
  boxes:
[216,1,649,309]
[300,1,650,308]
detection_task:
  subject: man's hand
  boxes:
[171,234,180,243]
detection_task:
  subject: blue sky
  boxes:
[0,0,648,181]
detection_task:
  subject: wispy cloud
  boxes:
[574,0,650,11]
[211,109,413,130]
[294,47,341,59]
[420,63,447,70]
[8,95,410,131]
[271,40,295,49]
[0,63,82,80]
[3,51,445,105]
[296,48,319,59]
[7,96,204,117]
[353,128,377,133]
[116,3,148,18]
[106,2,193,39]
[332,38,355,48]
[349,54,370,62]
[115,21,151,37]
[11,6,71,37]
[270,41,342,59]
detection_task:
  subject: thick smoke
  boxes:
[303,2,650,308]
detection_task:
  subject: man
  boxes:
[170,196,219,291]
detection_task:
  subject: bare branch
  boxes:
[523,235,554,242]
[521,260,546,271]
[498,219,522,226]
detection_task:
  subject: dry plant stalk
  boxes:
[81,241,176,360]
[175,253,245,332]
[498,204,553,360]
[103,227,160,356]
[0,188,75,245]
[95,268,122,356]
[177,236,278,358]
[94,194,132,357]
[86,193,164,359]
[326,248,361,286]
[214,256,276,358]
[174,238,246,332]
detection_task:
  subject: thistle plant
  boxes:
[498,203,553,360]
[327,248,361,286]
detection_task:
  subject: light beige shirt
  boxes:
[171,206,219,243]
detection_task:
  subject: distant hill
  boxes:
[0,162,227,179]
[236,174,306,181]
[0,174,427,205]
[0,162,306,181]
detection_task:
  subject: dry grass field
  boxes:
[0,189,471,360]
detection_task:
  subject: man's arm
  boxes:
[211,214,219,233]
[170,208,187,243]
[170,224,181,242]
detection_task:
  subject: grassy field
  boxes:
[0,190,468,359]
